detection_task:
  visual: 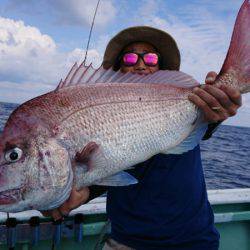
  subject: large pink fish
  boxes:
[0,1,250,212]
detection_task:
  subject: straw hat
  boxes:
[102,26,180,70]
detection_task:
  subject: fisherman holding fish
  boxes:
[42,24,243,250]
[1,1,249,250]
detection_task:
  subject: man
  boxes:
[43,26,242,250]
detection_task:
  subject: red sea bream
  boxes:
[0,0,250,212]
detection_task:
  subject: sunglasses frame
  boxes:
[120,52,161,67]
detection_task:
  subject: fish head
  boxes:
[0,113,73,212]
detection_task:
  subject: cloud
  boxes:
[0,17,57,83]
[51,0,116,28]
[243,94,250,109]
[4,0,116,28]
[0,17,102,103]
[0,81,52,103]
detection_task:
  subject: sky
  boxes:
[0,0,249,127]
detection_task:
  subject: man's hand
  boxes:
[188,71,242,123]
[41,186,89,221]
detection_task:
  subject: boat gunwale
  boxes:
[0,188,249,222]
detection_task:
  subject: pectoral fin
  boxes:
[75,141,106,171]
[75,143,138,186]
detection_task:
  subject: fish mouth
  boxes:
[0,188,22,205]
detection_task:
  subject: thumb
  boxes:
[205,71,217,85]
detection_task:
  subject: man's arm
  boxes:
[202,122,220,140]
[188,71,242,139]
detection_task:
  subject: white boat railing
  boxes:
[0,188,249,222]
[207,188,250,205]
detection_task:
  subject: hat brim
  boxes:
[102,26,180,71]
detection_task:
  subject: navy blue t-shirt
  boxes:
[106,146,220,250]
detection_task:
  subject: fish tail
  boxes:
[218,0,250,94]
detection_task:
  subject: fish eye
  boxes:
[5,147,23,163]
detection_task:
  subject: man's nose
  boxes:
[135,58,146,70]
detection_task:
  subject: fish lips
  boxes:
[0,187,23,205]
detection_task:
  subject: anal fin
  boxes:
[93,171,138,186]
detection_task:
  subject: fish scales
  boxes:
[57,96,197,187]
[5,83,190,136]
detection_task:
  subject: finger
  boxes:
[193,87,226,112]
[58,203,71,217]
[220,85,242,106]
[41,209,63,220]
[201,85,240,116]
[205,71,217,84]
[59,187,90,215]
[69,187,90,209]
[200,85,233,109]
[191,87,230,120]
[40,210,51,217]
[51,209,63,221]
[188,93,221,123]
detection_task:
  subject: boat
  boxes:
[0,188,249,250]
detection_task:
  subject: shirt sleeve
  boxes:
[86,185,108,203]
[202,122,221,140]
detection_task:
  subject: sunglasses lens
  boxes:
[123,53,138,66]
[144,53,158,66]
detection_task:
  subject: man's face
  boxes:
[120,42,160,75]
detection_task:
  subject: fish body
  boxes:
[0,80,198,212]
[52,82,199,187]
[0,0,250,212]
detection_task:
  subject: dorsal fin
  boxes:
[55,62,200,91]
[82,65,104,84]
[64,62,78,85]
[55,79,64,91]
[94,67,115,83]
[76,63,95,84]
[70,62,89,85]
